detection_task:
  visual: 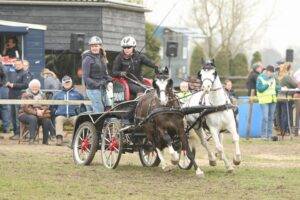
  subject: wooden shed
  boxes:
[0,0,149,52]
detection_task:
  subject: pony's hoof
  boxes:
[162,165,176,172]
[209,160,217,166]
[171,159,179,165]
[233,155,241,165]
[196,170,205,178]
[227,167,234,173]
[233,159,241,166]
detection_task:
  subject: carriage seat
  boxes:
[112,77,152,102]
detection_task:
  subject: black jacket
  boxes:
[246,70,260,96]
[112,51,156,81]
[8,69,32,99]
[4,47,19,58]
[0,63,6,87]
[82,50,111,89]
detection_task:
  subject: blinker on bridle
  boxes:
[201,67,217,86]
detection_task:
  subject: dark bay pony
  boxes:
[135,68,204,177]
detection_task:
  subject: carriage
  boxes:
[71,62,242,176]
[71,76,194,169]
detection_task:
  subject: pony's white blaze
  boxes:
[156,79,169,105]
[201,69,216,92]
[183,67,241,173]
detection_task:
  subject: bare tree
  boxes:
[191,0,276,58]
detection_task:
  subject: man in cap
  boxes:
[246,62,264,96]
[52,75,84,145]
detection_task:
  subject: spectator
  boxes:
[277,63,297,135]
[246,62,264,96]
[177,81,191,104]
[224,79,237,103]
[188,76,201,92]
[41,68,61,90]
[293,69,300,135]
[0,61,10,133]
[112,36,159,97]
[256,65,281,140]
[6,59,32,140]
[82,36,112,113]
[2,37,20,59]
[22,60,33,81]
[224,79,239,124]
[19,79,55,144]
[52,76,84,146]
[41,68,61,99]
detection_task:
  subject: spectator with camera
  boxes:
[51,76,84,146]
[2,37,20,59]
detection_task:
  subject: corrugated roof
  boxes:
[0,0,150,12]
[0,20,47,30]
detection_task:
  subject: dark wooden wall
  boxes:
[0,3,146,52]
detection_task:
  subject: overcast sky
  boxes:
[144,0,300,57]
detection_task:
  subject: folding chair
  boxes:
[18,122,40,144]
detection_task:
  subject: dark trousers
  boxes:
[19,114,55,144]
[128,81,145,98]
[0,87,10,132]
[278,101,293,133]
[11,105,20,135]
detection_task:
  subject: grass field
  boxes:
[0,134,299,200]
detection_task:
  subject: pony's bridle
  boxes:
[200,69,221,92]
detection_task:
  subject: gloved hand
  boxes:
[106,75,113,82]
[120,71,127,77]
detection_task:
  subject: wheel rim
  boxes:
[140,149,158,166]
[74,127,93,164]
[101,121,122,168]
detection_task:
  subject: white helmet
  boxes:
[120,36,136,48]
[88,36,102,45]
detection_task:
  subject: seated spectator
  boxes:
[52,76,84,146]
[2,37,20,59]
[177,81,192,104]
[19,79,55,144]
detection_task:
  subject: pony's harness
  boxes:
[183,104,235,133]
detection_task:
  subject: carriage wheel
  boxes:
[138,139,160,167]
[101,119,123,169]
[72,122,99,165]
